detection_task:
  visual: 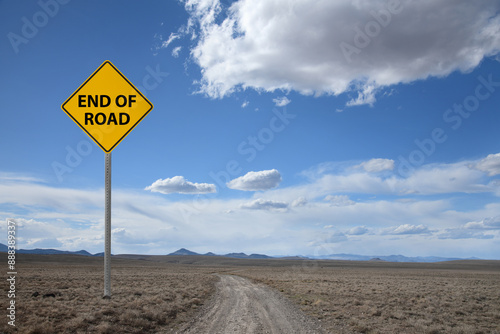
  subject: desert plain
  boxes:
[1,253,499,333]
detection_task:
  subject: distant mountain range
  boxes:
[168,248,273,259]
[166,248,481,262]
[0,244,481,262]
[0,243,102,256]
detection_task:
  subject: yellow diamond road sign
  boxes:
[62,60,153,153]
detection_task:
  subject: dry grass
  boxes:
[0,254,216,334]
[236,260,500,334]
[1,253,499,334]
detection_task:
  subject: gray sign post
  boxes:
[104,152,111,298]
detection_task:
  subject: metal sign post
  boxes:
[104,152,112,298]
[61,60,153,299]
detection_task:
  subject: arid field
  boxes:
[1,253,499,333]
[237,260,500,333]
[0,254,217,334]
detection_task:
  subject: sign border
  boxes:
[61,60,153,153]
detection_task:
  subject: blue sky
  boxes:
[1,0,500,258]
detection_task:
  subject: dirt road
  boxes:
[178,274,324,334]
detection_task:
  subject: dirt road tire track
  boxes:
[177,274,324,334]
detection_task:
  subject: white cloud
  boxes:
[183,0,500,105]
[464,216,500,230]
[162,32,181,49]
[172,46,182,58]
[184,0,221,22]
[438,229,494,240]
[291,197,307,207]
[240,198,288,211]
[3,152,500,258]
[324,230,348,243]
[436,216,500,240]
[347,226,369,235]
[145,176,216,194]
[28,237,63,249]
[311,229,348,245]
[1,174,500,257]
[474,153,500,176]
[387,224,430,235]
[0,172,45,183]
[241,100,249,108]
[346,84,377,107]
[400,163,490,195]
[356,158,394,173]
[6,217,104,251]
[272,96,291,107]
[227,169,282,191]
[268,158,495,202]
[324,195,355,207]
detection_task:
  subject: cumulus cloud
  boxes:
[145,176,216,194]
[241,100,249,108]
[347,226,369,235]
[240,198,288,211]
[387,224,430,235]
[437,216,500,240]
[2,174,500,257]
[474,153,500,176]
[184,0,500,104]
[464,216,500,230]
[273,96,291,107]
[227,169,282,191]
[356,158,395,173]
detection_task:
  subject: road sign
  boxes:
[61,60,154,298]
[61,60,153,153]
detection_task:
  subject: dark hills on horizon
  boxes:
[0,243,483,263]
[168,247,273,259]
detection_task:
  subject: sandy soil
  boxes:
[177,274,325,334]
